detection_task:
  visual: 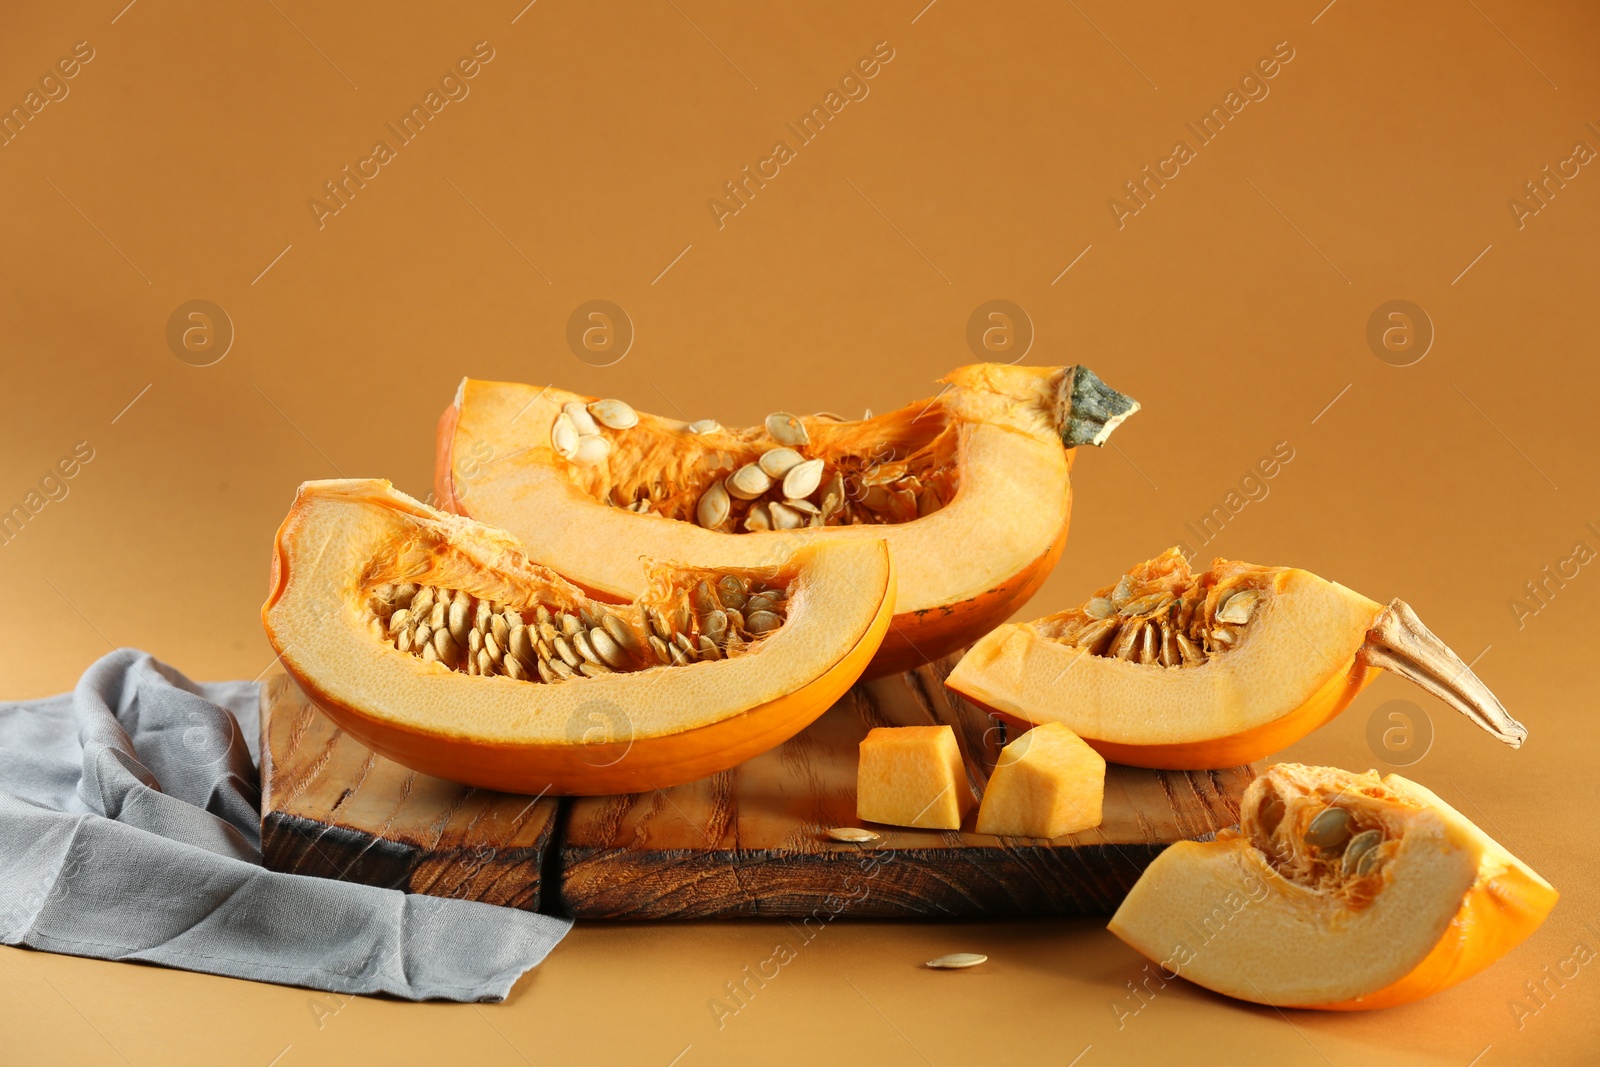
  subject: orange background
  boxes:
[2,1,1597,1064]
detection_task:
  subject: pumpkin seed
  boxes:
[551,412,579,458]
[726,463,773,500]
[925,953,987,970]
[697,481,731,529]
[825,827,880,843]
[784,498,821,515]
[742,502,772,532]
[716,575,747,609]
[782,458,825,500]
[687,418,722,434]
[509,625,534,665]
[573,629,602,665]
[746,609,782,634]
[769,501,805,530]
[553,635,581,668]
[588,398,638,430]
[1216,589,1261,626]
[1341,829,1384,877]
[1354,843,1385,877]
[758,447,804,478]
[572,433,611,466]
[563,401,600,436]
[765,411,809,446]
[702,609,729,644]
[1304,807,1353,851]
[696,635,722,659]
[447,601,470,643]
[588,627,628,668]
[1120,592,1172,618]
[690,580,720,615]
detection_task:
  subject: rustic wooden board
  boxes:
[258,674,561,912]
[561,658,1252,919]
[258,660,1253,920]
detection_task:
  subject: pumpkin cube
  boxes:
[975,722,1105,838]
[856,725,973,830]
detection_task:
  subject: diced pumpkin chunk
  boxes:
[975,722,1105,838]
[856,725,973,830]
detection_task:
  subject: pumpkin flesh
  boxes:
[435,363,1137,675]
[262,479,895,794]
[1107,763,1558,1009]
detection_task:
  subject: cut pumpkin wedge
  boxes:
[434,363,1137,677]
[946,548,1527,769]
[261,479,894,795]
[1108,763,1558,1010]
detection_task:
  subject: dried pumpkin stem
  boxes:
[1056,365,1140,448]
[1359,598,1527,749]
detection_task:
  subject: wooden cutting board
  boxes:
[259,658,1253,919]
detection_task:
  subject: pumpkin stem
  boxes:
[1360,599,1527,748]
[1056,366,1140,448]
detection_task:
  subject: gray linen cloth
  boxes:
[0,649,570,1000]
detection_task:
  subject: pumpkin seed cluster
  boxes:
[364,572,789,683]
[1246,769,1406,910]
[553,398,955,530]
[1045,548,1267,668]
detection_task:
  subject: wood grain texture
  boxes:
[258,659,1253,920]
[258,674,560,911]
[559,657,1254,919]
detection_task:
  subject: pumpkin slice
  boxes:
[262,479,894,795]
[434,363,1137,677]
[946,548,1526,769]
[1108,763,1558,1010]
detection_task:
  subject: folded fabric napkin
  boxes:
[0,649,570,1000]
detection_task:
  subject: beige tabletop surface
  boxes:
[2,1,1597,1064]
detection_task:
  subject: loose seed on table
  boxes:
[825,827,880,843]
[925,953,987,970]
